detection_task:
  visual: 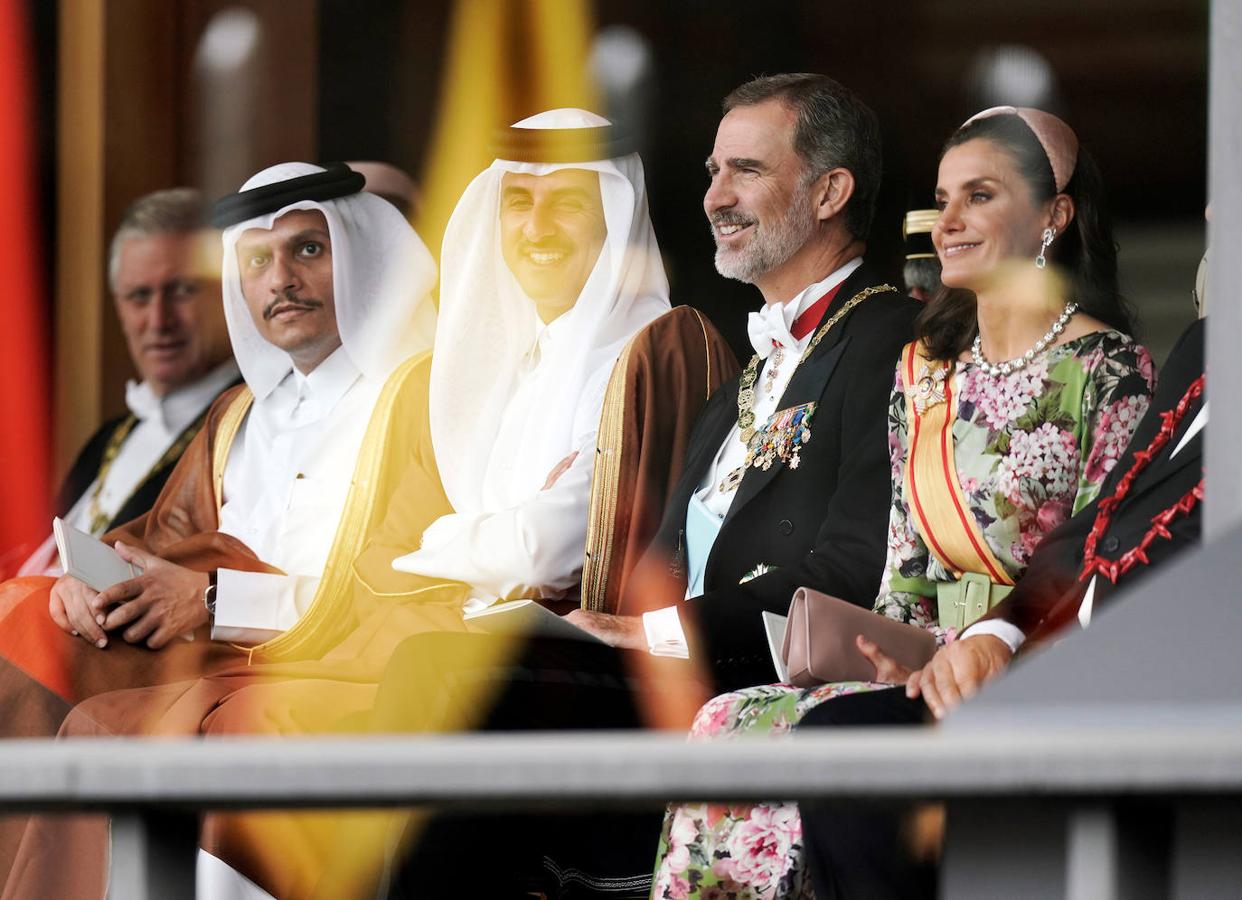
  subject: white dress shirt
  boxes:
[18,359,241,577]
[395,315,611,606]
[211,348,381,643]
[643,259,863,657]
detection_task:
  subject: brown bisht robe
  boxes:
[582,305,740,614]
[0,383,275,722]
[5,310,736,900]
[0,353,468,898]
[0,384,262,892]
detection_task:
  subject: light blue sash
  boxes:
[685,493,724,597]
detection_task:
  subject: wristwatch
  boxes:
[203,570,218,617]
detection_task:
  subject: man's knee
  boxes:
[800,687,926,729]
[59,696,123,737]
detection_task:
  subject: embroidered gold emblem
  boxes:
[912,363,947,415]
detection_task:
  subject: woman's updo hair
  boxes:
[916,112,1135,361]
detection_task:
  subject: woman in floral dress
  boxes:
[652,107,1156,899]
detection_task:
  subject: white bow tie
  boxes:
[746,301,797,360]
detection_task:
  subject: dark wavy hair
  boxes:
[916,113,1135,361]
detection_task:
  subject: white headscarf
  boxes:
[430,109,670,514]
[220,162,438,399]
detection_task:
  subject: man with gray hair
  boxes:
[371,73,923,898]
[14,188,238,576]
[565,73,920,692]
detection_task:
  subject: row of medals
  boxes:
[718,341,813,493]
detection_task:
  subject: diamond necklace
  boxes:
[970,301,1078,377]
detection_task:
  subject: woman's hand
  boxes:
[855,635,915,684]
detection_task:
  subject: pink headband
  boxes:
[962,106,1079,192]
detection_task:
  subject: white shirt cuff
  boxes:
[642,606,689,659]
[960,618,1026,653]
[211,569,320,644]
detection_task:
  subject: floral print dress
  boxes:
[651,331,1154,900]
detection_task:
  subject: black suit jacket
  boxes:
[626,263,920,691]
[55,380,237,533]
[980,318,1205,646]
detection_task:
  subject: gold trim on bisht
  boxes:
[211,389,254,517]
[580,308,720,612]
[581,334,630,612]
[903,208,939,239]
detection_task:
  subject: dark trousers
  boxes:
[373,632,704,899]
[799,687,937,900]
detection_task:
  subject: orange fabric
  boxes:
[0,579,72,699]
[0,387,276,707]
[902,341,1014,586]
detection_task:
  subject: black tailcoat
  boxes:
[626,262,921,691]
[55,384,234,534]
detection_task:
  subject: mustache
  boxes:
[262,291,322,320]
[517,239,573,255]
[709,211,755,228]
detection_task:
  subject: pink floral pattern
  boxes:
[1085,393,1152,484]
[996,421,1081,503]
[959,357,1049,430]
[881,330,1154,622]
[652,331,1154,897]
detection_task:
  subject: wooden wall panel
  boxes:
[54,0,317,476]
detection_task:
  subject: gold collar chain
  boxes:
[85,413,207,534]
[736,284,896,443]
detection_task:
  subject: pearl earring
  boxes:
[1035,227,1056,269]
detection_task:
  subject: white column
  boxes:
[1205,0,1242,539]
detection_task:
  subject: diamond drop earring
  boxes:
[1035,227,1056,269]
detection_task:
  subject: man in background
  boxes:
[901,206,942,301]
[12,188,237,577]
[348,160,420,218]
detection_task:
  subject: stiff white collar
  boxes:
[284,345,362,420]
[746,256,862,359]
[124,358,241,434]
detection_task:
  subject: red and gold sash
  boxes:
[901,340,1014,586]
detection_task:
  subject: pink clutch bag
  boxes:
[780,587,937,687]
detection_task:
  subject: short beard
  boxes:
[712,181,816,284]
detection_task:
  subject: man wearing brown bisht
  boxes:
[0,161,442,892]
[6,188,238,580]
[367,73,922,899]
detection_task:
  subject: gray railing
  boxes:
[1,723,1240,899]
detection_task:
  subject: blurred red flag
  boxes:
[0,0,50,571]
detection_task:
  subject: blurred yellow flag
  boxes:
[415,0,600,265]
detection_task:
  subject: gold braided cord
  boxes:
[86,415,137,534]
[735,283,898,441]
[692,308,715,403]
[96,408,214,533]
